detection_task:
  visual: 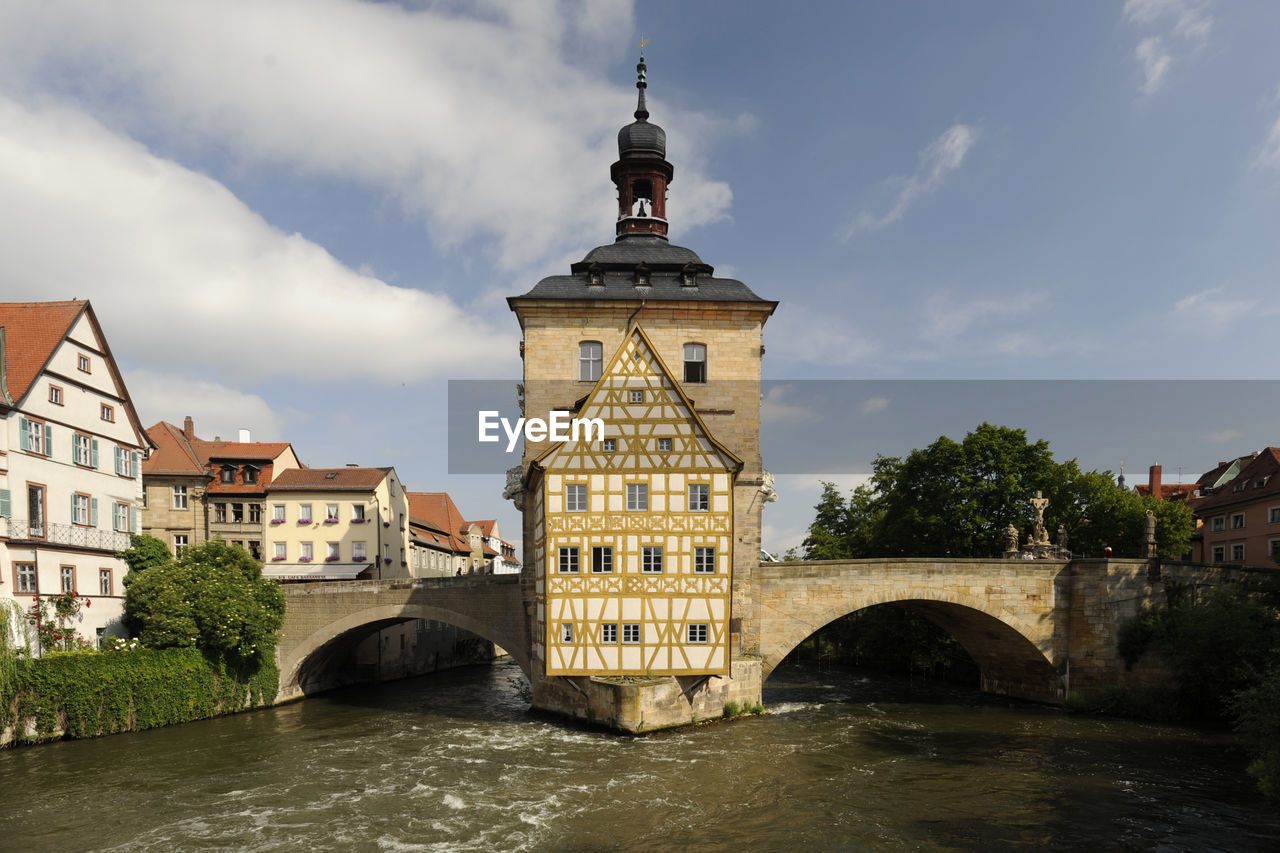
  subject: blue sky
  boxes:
[2,1,1278,554]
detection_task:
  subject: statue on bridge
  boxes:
[1029,490,1050,546]
[1003,523,1020,558]
[1144,509,1157,558]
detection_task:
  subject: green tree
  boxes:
[124,540,285,667]
[117,534,172,586]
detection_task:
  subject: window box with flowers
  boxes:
[383,557,392,565]
[298,518,313,525]
[270,519,286,525]
[271,556,286,562]
[351,518,367,524]
[325,555,339,562]
[354,556,367,562]
[383,521,391,528]
[299,556,313,563]
[324,518,340,524]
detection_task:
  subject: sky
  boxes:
[2,0,1279,556]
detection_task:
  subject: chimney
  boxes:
[1150,464,1162,498]
[183,416,194,439]
[238,428,251,443]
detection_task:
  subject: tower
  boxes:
[507,53,777,730]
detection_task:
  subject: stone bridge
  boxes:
[276,575,528,702]
[274,558,1242,707]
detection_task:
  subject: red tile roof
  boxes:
[1193,448,1280,514]
[0,301,86,405]
[143,421,207,476]
[269,467,392,492]
[408,491,471,552]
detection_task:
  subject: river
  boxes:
[1,659,1276,852]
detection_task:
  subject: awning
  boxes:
[262,563,368,581]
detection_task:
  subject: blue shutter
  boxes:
[44,424,53,457]
[0,489,10,517]
[130,505,138,533]
[90,498,98,527]
[92,439,99,469]
[19,417,28,452]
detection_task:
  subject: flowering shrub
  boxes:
[27,590,92,653]
[105,636,144,652]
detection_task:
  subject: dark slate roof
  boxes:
[511,236,774,306]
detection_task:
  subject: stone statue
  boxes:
[1029,490,1050,545]
[502,465,525,511]
[1056,524,1068,550]
[759,469,778,503]
[1003,523,1019,553]
[1144,509,1156,541]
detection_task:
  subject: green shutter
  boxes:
[19,417,28,452]
[44,424,53,457]
[130,505,138,533]
[71,494,77,519]
[132,451,140,478]
[92,439,99,469]
[0,489,10,517]
[114,446,122,475]
[90,498,98,527]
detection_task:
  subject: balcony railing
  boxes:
[1,517,131,552]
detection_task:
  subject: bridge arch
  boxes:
[758,577,1065,704]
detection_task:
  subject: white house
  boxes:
[0,301,151,651]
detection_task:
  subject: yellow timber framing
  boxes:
[529,325,742,677]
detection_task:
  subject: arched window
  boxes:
[683,343,706,383]
[579,341,603,382]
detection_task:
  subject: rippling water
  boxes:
[2,660,1277,851]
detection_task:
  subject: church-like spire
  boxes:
[613,45,673,240]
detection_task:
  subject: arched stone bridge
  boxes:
[275,558,1240,705]
[276,575,529,702]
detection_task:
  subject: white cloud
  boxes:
[1123,0,1212,95]
[761,473,875,556]
[761,384,819,425]
[1172,286,1256,334]
[764,305,879,369]
[841,123,980,238]
[859,397,889,415]
[1255,112,1280,172]
[0,0,733,272]
[1206,428,1241,444]
[125,369,286,441]
[0,96,514,383]
[921,290,1047,341]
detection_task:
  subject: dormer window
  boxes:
[681,262,698,287]
[634,262,650,288]
[244,465,260,485]
[220,465,236,484]
[587,263,604,287]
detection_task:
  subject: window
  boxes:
[688,624,709,644]
[602,624,618,644]
[74,434,94,467]
[220,465,236,484]
[689,483,710,512]
[273,504,286,522]
[115,447,132,477]
[244,466,259,485]
[101,404,114,422]
[1232,513,1246,530]
[1211,516,1225,532]
[72,493,91,526]
[353,541,367,561]
[353,504,366,522]
[558,547,580,574]
[16,563,37,593]
[1211,545,1225,562]
[684,343,707,383]
[214,503,227,523]
[78,354,90,373]
[300,542,313,562]
[1271,540,1280,559]
[657,438,672,452]
[561,623,574,643]
[327,542,340,561]
[172,486,188,509]
[326,504,340,522]
[231,503,244,523]
[49,385,63,405]
[61,566,76,593]
[113,502,129,533]
[249,504,262,523]
[603,438,617,452]
[248,541,261,560]
[299,504,313,523]
[99,569,113,597]
[383,543,391,562]
[579,341,603,382]
[642,546,663,574]
[626,483,648,511]
[592,546,613,574]
[630,389,644,403]
[622,623,640,644]
[174,534,189,557]
[694,546,716,574]
[1232,544,1245,562]
[566,484,587,512]
[22,417,46,455]
[27,484,46,538]
[273,542,287,561]
[1271,507,1280,524]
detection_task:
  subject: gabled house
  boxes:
[470,519,520,574]
[1191,449,1280,567]
[0,300,152,648]
[263,466,408,581]
[406,491,498,576]
[141,416,301,561]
